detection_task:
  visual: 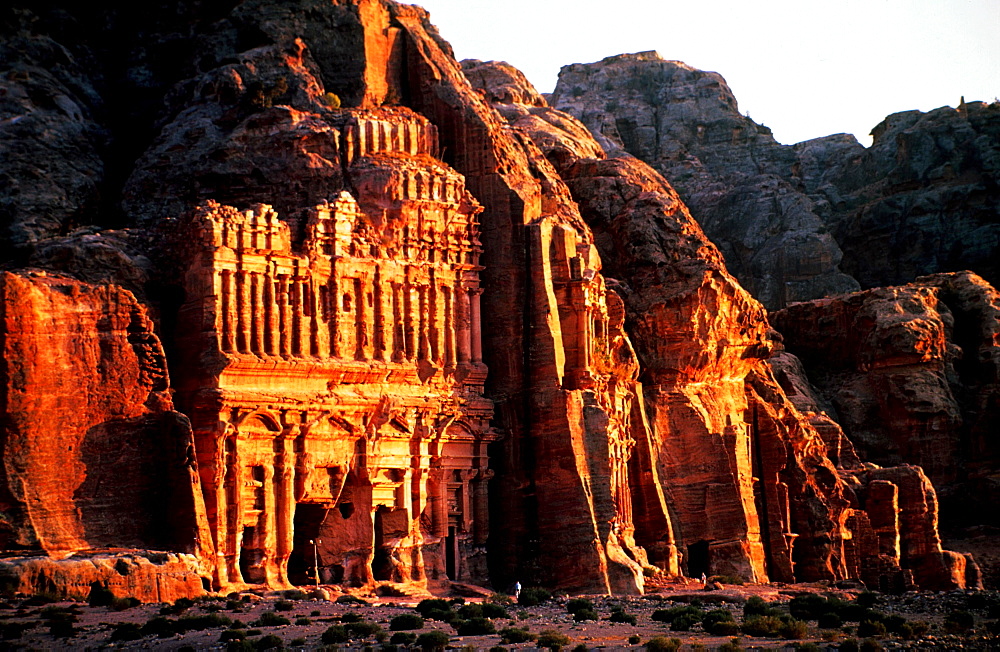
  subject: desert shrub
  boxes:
[110,622,143,641]
[741,615,784,637]
[573,608,599,622]
[221,629,247,642]
[792,643,820,651]
[537,629,571,650]
[345,620,383,638]
[779,618,809,639]
[48,620,76,638]
[339,612,364,623]
[818,611,842,628]
[294,617,311,626]
[855,592,879,608]
[880,614,907,634]
[499,626,535,643]
[857,619,886,638]
[489,647,508,652]
[178,613,233,632]
[789,595,829,620]
[88,583,115,607]
[273,599,294,612]
[142,616,178,637]
[231,619,246,629]
[608,607,636,625]
[859,640,883,652]
[670,613,699,631]
[289,638,305,647]
[644,636,681,652]
[628,634,641,644]
[228,600,243,611]
[652,605,704,623]
[457,603,482,619]
[321,624,348,644]
[254,633,283,650]
[481,602,510,619]
[390,613,424,630]
[742,596,769,617]
[416,598,452,617]
[161,596,195,615]
[226,640,255,652]
[282,589,307,600]
[944,610,974,634]
[703,607,735,633]
[709,574,745,585]
[253,611,290,627]
[390,631,417,644]
[415,629,451,651]
[246,629,262,636]
[566,598,593,615]
[518,587,552,606]
[0,621,32,640]
[718,638,744,652]
[839,639,860,652]
[456,617,495,635]
[335,594,368,605]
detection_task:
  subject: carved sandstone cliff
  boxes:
[464,59,975,589]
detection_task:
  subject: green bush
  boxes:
[227,641,255,652]
[703,607,735,633]
[859,640,884,652]
[789,595,829,620]
[741,615,784,637]
[944,610,974,634]
[518,587,552,606]
[718,638,744,652]
[628,634,641,644]
[855,592,879,608]
[142,616,178,638]
[254,633,283,650]
[390,613,424,630]
[644,636,681,652]
[220,629,247,642]
[537,629,571,650]
[273,599,294,612]
[390,631,417,645]
[742,596,769,616]
[294,617,310,626]
[415,629,451,651]
[709,574,745,585]
[345,620,383,638]
[857,619,886,638]
[335,594,368,605]
[339,611,363,623]
[282,589,307,600]
[670,613,699,631]
[456,616,495,635]
[253,611,290,627]
[177,613,233,631]
[457,603,483,619]
[839,639,860,652]
[321,624,348,644]
[652,605,704,623]
[88,583,116,607]
[779,619,809,639]
[608,607,636,625]
[480,602,510,619]
[573,608,599,622]
[110,622,143,641]
[499,626,535,643]
[813,611,839,629]
[566,598,593,615]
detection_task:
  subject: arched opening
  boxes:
[687,540,710,579]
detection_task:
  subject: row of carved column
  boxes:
[217,266,483,367]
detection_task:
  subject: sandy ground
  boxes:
[0,579,997,651]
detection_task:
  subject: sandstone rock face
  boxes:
[549,52,1000,308]
[0,2,985,597]
[467,59,973,590]
[801,104,1000,291]
[0,272,210,578]
[550,52,860,310]
[772,271,1000,531]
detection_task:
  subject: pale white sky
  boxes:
[415,0,999,146]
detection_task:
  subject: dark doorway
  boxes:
[240,526,264,583]
[446,526,457,580]
[687,540,710,579]
[290,503,328,586]
[372,506,392,581]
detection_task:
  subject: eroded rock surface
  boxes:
[773,271,1000,533]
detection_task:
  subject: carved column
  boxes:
[299,279,312,357]
[237,270,251,353]
[278,276,291,357]
[251,273,265,355]
[264,270,277,355]
[443,286,456,367]
[290,276,302,356]
[470,288,483,364]
[221,270,236,353]
[473,468,494,545]
[275,433,296,587]
[405,279,417,360]
[260,464,279,586]
[456,284,470,364]
[392,283,404,362]
[418,285,429,361]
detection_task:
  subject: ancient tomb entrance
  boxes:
[687,540,710,579]
[289,503,328,585]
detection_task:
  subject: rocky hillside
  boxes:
[0,1,987,599]
[551,52,1000,311]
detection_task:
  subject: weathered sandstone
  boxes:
[772,271,1000,532]
[0,1,986,597]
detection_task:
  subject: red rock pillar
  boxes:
[472,468,493,545]
[298,279,311,357]
[278,276,291,357]
[456,285,471,364]
[237,270,251,353]
[444,285,456,367]
[470,289,482,363]
[251,272,265,355]
[221,270,236,353]
[274,434,296,587]
[265,271,278,355]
